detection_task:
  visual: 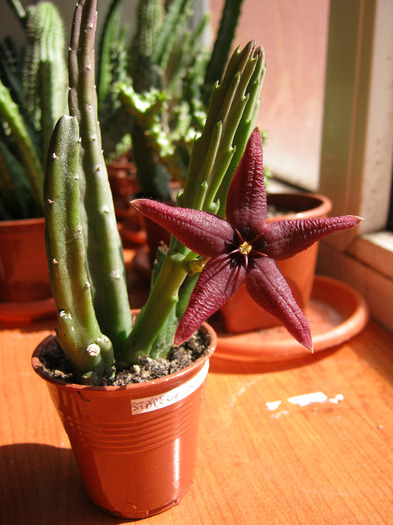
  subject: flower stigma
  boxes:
[239,241,252,255]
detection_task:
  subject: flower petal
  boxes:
[175,254,247,344]
[132,199,234,256]
[245,258,313,351]
[263,215,363,260]
[225,128,267,234]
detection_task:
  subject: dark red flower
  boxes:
[132,128,362,350]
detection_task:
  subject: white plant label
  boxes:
[131,360,209,415]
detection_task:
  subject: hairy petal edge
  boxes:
[132,199,233,256]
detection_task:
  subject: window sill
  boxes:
[348,231,393,281]
[318,232,393,334]
[267,178,393,334]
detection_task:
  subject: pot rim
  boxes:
[0,216,45,228]
[266,192,332,221]
[31,322,217,394]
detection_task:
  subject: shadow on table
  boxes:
[0,443,133,524]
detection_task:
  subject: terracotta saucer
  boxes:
[213,275,369,362]
[0,297,57,323]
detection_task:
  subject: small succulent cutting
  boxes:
[132,129,362,351]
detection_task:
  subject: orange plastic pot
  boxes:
[0,217,51,302]
[218,193,332,333]
[31,323,217,519]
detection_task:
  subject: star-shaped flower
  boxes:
[132,128,362,351]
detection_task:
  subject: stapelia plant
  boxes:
[132,128,362,351]
[44,0,265,382]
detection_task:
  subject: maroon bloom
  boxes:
[132,128,362,350]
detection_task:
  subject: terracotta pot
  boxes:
[106,159,147,246]
[218,193,332,333]
[116,206,147,246]
[31,323,217,519]
[107,157,139,208]
[0,217,51,302]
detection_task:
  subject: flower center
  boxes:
[225,229,268,269]
[239,241,252,255]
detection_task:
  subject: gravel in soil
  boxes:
[38,328,211,386]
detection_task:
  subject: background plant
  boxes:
[0,0,68,220]
[97,0,246,202]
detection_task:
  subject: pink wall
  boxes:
[210,0,330,190]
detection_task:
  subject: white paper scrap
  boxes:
[288,392,328,407]
[266,400,282,411]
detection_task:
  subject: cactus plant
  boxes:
[96,0,132,160]
[0,0,68,220]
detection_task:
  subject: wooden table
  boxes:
[1,316,392,524]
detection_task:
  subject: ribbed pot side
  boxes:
[32,323,217,519]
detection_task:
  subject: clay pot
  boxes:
[31,323,217,519]
[107,159,147,246]
[116,206,147,246]
[107,157,139,209]
[0,217,51,302]
[218,193,332,332]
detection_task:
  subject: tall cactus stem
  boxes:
[151,0,193,72]
[129,0,164,93]
[97,0,127,111]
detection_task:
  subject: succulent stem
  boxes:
[122,42,265,362]
[44,115,114,381]
[68,0,132,355]
[0,79,44,211]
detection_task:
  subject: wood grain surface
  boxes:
[1,318,392,524]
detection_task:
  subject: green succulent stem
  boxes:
[67,0,132,355]
[151,0,193,72]
[179,42,265,213]
[0,79,44,211]
[121,253,188,364]
[129,0,164,93]
[44,115,114,381]
[33,2,68,160]
[23,2,68,150]
[122,41,265,362]
[97,0,127,111]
